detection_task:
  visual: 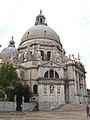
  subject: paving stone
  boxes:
[0,110,89,120]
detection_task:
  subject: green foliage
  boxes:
[14,83,32,102]
[0,63,18,94]
[7,88,15,101]
[7,83,32,102]
[0,63,32,102]
[0,91,4,101]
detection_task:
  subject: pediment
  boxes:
[41,61,61,68]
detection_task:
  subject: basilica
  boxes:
[0,10,87,111]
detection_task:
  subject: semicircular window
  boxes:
[44,71,48,78]
[50,70,54,78]
[55,71,59,78]
[44,70,59,79]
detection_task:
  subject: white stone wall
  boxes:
[67,66,73,79]
[17,34,87,111]
[0,101,39,112]
[0,102,16,112]
[38,83,65,111]
[22,102,37,111]
[69,81,75,103]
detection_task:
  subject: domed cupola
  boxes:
[35,10,47,26]
[20,10,61,45]
[8,38,15,47]
[0,36,18,61]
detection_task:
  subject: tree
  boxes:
[0,63,18,96]
[14,83,32,102]
[7,83,32,102]
[0,63,32,103]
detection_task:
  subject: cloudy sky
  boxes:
[0,0,90,88]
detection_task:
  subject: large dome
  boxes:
[20,10,61,45]
[21,25,60,44]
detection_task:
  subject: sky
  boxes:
[0,0,90,88]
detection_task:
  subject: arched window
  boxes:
[40,51,44,60]
[50,70,54,78]
[44,70,59,79]
[26,51,32,61]
[44,71,48,78]
[33,85,37,94]
[47,51,51,61]
[55,71,59,78]
[23,53,25,61]
[40,18,42,23]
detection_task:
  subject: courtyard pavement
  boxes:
[0,110,89,120]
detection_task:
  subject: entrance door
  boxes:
[64,81,69,104]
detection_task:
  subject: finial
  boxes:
[40,9,42,14]
[69,54,71,60]
[78,52,80,61]
[72,54,74,60]
[12,36,13,40]
[75,58,77,62]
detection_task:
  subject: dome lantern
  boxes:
[35,10,47,26]
[8,36,15,47]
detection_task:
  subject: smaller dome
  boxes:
[0,36,18,59]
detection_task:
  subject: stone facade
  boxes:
[87,89,90,104]
[0,10,87,111]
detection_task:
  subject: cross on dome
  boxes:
[40,9,42,14]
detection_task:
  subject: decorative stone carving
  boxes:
[26,51,32,61]
[57,87,60,94]
[50,83,54,94]
[18,53,21,62]
[24,52,27,62]
[50,52,53,61]
[37,51,42,61]
[43,85,47,95]
[19,53,24,62]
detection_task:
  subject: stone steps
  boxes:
[53,104,86,112]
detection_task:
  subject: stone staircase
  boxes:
[53,104,86,112]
